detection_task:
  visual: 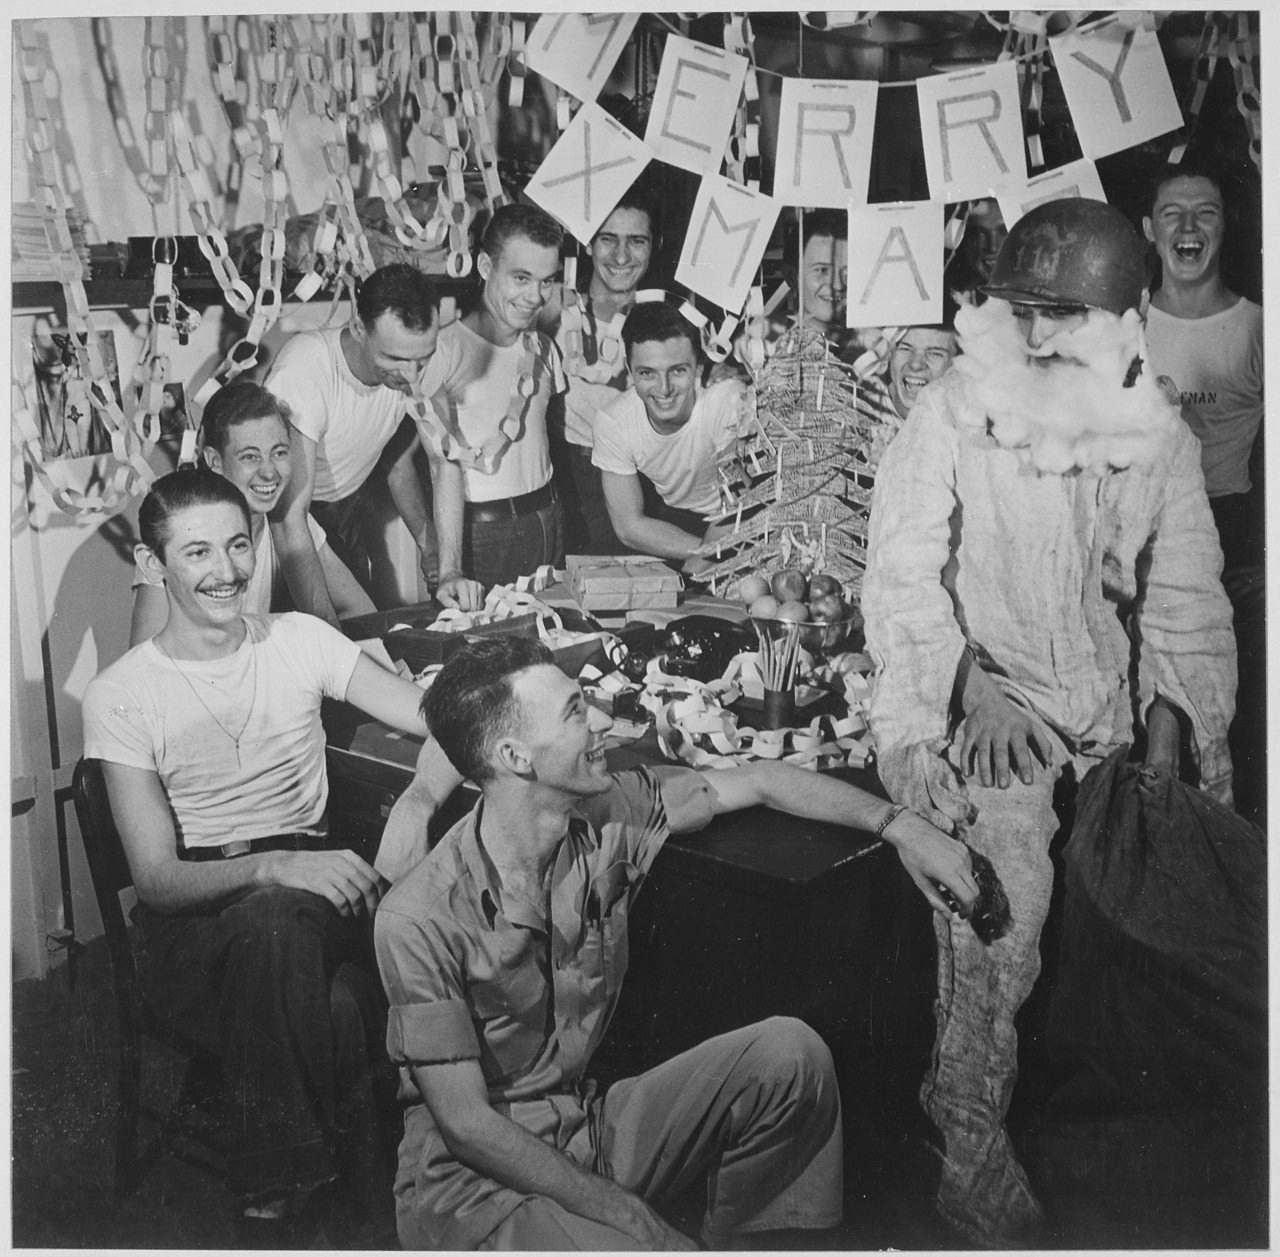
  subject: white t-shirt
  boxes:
[1144,298,1264,496]
[416,320,566,503]
[266,327,409,502]
[131,514,328,617]
[548,297,630,449]
[82,613,361,850]
[592,379,746,515]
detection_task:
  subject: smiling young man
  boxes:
[413,203,568,602]
[374,635,978,1250]
[129,382,373,645]
[1141,162,1263,571]
[83,467,463,1240]
[863,197,1235,1247]
[886,311,960,424]
[592,301,746,572]
[541,186,658,554]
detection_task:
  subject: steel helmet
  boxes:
[983,197,1147,315]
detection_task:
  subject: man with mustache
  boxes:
[268,264,444,617]
[413,203,568,601]
[862,198,1236,1247]
[83,467,463,1241]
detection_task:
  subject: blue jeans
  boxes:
[135,886,396,1208]
[464,497,564,589]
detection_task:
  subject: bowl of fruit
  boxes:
[734,569,863,655]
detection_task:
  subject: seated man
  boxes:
[415,203,568,603]
[83,468,461,1239]
[374,636,979,1250]
[593,302,747,573]
[129,381,374,645]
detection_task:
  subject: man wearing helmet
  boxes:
[862,199,1235,1246]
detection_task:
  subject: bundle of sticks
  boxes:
[754,620,802,693]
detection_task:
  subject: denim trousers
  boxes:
[135,886,396,1208]
[921,732,1108,1246]
[463,497,563,589]
[468,1017,843,1250]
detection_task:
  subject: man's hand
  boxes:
[1143,695,1181,776]
[262,849,388,916]
[960,688,1055,789]
[435,571,484,610]
[882,809,980,917]
[876,739,972,835]
[614,1195,699,1250]
[419,544,440,587]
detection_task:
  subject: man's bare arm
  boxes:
[272,428,340,627]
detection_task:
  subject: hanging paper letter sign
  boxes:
[522,13,639,103]
[525,104,653,246]
[1049,14,1182,159]
[773,78,878,208]
[916,60,1025,204]
[644,35,749,176]
[997,159,1108,230]
[677,176,780,313]
[846,202,944,329]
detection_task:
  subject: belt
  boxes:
[465,481,556,525]
[183,834,327,862]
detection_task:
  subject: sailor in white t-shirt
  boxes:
[267,264,444,618]
[1141,164,1263,570]
[592,302,746,573]
[413,205,567,600]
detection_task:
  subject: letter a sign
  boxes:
[677,176,780,313]
[525,104,653,246]
[1050,15,1181,159]
[773,78,878,207]
[523,13,639,103]
[846,203,943,328]
[917,60,1025,204]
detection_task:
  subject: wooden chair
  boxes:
[71,758,228,1196]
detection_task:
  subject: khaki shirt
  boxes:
[374,767,689,1247]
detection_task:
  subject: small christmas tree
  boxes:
[695,326,899,602]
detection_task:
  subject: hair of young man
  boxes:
[783,208,849,266]
[621,301,701,364]
[199,380,291,456]
[354,262,440,332]
[1146,156,1226,216]
[423,636,556,785]
[138,466,252,562]
[480,202,565,264]
[596,184,660,248]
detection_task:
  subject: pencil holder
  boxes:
[762,686,796,730]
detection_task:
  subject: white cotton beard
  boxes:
[950,298,1180,474]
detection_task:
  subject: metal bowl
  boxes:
[749,612,862,656]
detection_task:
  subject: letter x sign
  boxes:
[525,103,654,245]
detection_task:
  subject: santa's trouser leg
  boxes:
[920,762,1060,1247]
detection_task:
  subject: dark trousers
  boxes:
[547,421,622,557]
[1210,491,1263,571]
[463,496,564,589]
[135,887,397,1209]
[311,486,382,598]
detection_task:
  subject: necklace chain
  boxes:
[156,624,259,768]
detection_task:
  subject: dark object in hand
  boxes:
[935,844,1012,944]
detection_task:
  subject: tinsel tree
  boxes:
[694,326,899,603]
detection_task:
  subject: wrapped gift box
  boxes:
[567,555,682,614]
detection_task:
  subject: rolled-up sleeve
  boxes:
[375,904,481,1065]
